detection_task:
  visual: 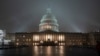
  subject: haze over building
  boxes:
[0,0,100,33]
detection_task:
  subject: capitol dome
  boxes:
[39,8,59,32]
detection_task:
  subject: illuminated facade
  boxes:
[14,32,99,46]
[15,32,66,46]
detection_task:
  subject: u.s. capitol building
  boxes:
[5,8,100,46]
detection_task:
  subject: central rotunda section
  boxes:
[39,8,59,32]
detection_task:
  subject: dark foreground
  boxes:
[0,46,99,56]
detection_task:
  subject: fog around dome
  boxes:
[39,8,59,32]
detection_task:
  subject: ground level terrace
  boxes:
[15,32,96,46]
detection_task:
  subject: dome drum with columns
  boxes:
[39,8,59,32]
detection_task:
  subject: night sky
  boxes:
[0,0,100,33]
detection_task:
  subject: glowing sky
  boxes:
[0,0,100,33]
